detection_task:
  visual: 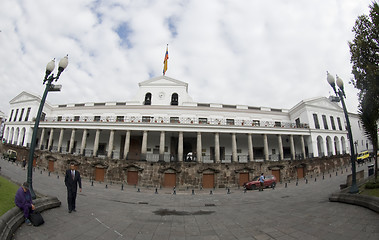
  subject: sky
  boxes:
[0,0,373,116]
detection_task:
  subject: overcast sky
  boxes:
[0,0,372,116]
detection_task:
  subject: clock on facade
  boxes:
[159,92,165,99]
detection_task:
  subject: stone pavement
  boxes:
[1,158,378,240]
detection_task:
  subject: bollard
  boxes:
[306,179,308,184]
[310,175,312,179]
[137,188,140,192]
[40,170,42,174]
[210,190,213,195]
[288,179,291,183]
[296,181,298,186]
[315,178,317,182]
[200,186,203,191]
[48,172,50,176]
[285,183,287,188]
[134,184,136,188]
[121,184,124,191]
[336,172,338,176]
[91,181,94,186]
[330,174,332,178]
[106,184,108,189]
[160,185,162,189]
[244,188,247,193]
[173,189,176,195]
[57,175,59,179]
[227,188,230,194]
[155,188,158,194]
[192,189,195,195]
[323,175,325,180]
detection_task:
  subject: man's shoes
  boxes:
[25,219,32,226]
[72,209,76,212]
[68,210,72,213]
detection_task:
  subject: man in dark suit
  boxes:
[64,163,82,213]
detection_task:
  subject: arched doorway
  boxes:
[334,136,340,155]
[317,136,324,157]
[326,136,333,156]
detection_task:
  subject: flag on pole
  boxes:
[163,45,169,75]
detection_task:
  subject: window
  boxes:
[337,117,342,130]
[313,114,320,129]
[144,93,151,105]
[253,120,260,126]
[226,119,234,125]
[19,108,25,121]
[274,121,281,127]
[198,118,207,124]
[170,117,179,123]
[116,116,124,122]
[41,112,46,121]
[330,116,336,130]
[24,108,31,121]
[171,93,178,106]
[57,116,62,122]
[322,115,328,129]
[142,116,151,123]
[13,109,19,122]
[9,109,14,122]
[74,116,80,122]
[94,116,101,122]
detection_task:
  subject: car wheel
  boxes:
[271,182,276,189]
[251,185,257,190]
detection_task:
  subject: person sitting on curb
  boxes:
[15,182,35,226]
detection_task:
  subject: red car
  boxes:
[243,175,277,190]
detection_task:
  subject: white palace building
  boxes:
[2,76,372,165]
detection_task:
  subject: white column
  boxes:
[123,130,130,159]
[39,128,45,150]
[69,129,76,154]
[80,129,88,155]
[47,128,54,151]
[232,133,237,163]
[301,135,306,158]
[290,135,295,160]
[215,133,220,163]
[248,133,254,162]
[141,131,148,160]
[159,131,165,161]
[197,132,202,163]
[107,130,115,158]
[263,134,269,161]
[58,128,64,152]
[93,129,100,156]
[278,134,283,160]
[178,132,183,162]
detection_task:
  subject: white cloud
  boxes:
[0,0,372,115]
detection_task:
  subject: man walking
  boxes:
[64,163,82,213]
[259,173,265,191]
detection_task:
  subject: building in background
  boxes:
[2,76,373,164]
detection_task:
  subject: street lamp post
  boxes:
[327,71,358,194]
[27,55,68,199]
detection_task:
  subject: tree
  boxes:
[349,2,379,181]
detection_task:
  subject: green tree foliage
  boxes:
[350,2,379,181]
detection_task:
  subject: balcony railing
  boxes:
[42,116,310,129]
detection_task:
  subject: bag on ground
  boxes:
[29,211,44,226]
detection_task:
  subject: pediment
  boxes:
[291,97,342,113]
[139,76,188,88]
[10,91,40,104]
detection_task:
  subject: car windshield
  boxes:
[252,176,259,181]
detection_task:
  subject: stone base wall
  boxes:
[1,143,351,188]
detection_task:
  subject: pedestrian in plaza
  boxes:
[259,173,265,191]
[22,157,26,170]
[64,163,82,213]
[15,182,35,225]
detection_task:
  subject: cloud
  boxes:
[0,0,372,116]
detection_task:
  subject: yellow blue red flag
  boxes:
[163,45,169,75]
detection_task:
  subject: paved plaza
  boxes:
[1,159,378,240]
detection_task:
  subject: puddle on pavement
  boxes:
[153,209,215,216]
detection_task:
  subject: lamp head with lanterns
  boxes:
[43,55,69,83]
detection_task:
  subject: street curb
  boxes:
[329,193,379,213]
[0,196,61,240]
